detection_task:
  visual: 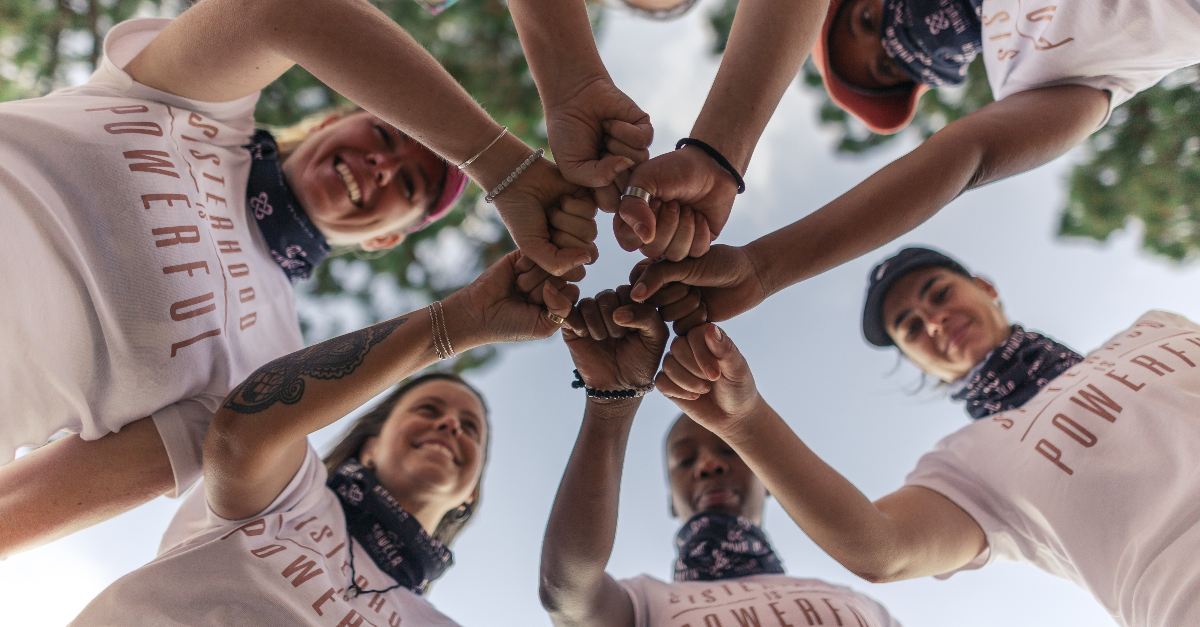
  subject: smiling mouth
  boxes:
[416,440,459,464]
[334,159,363,207]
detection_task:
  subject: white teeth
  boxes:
[335,161,362,205]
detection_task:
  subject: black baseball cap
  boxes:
[862,247,971,347]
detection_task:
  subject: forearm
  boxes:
[721,399,914,581]
[508,0,610,107]
[690,0,826,172]
[132,0,526,189]
[746,85,1108,296]
[540,399,640,626]
[0,418,172,558]
[211,294,485,449]
[747,128,980,296]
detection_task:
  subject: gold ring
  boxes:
[546,311,566,326]
[621,186,652,204]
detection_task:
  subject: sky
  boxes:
[4,2,1200,626]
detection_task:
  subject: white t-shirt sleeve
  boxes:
[149,397,220,497]
[904,439,1027,579]
[157,441,328,556]
[56,17,259,134]
[617,575,652,627]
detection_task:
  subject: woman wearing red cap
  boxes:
[0,0,595,558]
[653,247,1200,626]
[617,0,1200,273]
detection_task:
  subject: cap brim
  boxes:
[812,0,927,136]
[409,162,468,233]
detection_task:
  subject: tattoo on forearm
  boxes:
[223,317,408,414]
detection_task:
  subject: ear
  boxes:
[314,113,341,132]
[359,435,379,466]
[360,232,405,251]
[972,276,1000,300]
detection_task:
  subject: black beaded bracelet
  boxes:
[571,369,655,400]
[675,138,745,194]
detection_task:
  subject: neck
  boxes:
[392,492,453,536]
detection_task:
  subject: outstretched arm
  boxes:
[615,0,826,255]
[0,417,172,559]
[507,0,653,210]
[748,84,1110,294]
[657,324,987,582]
[540,290,668,627]
[206,252,577,520]
[630,85,1110,316]
[126,0,594,275]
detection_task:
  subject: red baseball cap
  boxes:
[811,0,927,135]
[406,162,468,233]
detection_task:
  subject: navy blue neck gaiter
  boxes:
[244,130,330,283]
[674,512,785,582]
[951,325,1083,419]
[880,0,982,87]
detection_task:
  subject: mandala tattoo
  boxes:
[224,317,408,414]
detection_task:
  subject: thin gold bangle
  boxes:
[458,126,507,169]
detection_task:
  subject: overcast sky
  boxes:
[5,2,1199,626]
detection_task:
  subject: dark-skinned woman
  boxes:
[539,287,901,627]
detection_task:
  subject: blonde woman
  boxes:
[0,0,594,558]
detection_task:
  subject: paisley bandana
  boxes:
[951,325,1083,420]
[880,0,982,87]
[245,130,330,283]
[328,458,454,594]
[674,512,785,582]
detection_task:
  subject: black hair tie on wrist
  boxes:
[675,138,746,194]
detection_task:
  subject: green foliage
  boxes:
[0,0,572,371]
[1061,72,1200,261]
[706,0,1200,264]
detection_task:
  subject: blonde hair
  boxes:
[269,104,363,159]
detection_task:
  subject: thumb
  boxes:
[564,154,636,188]
[612,302,668,345]
[520,238,591,277]
[631,257,695,302]
[617,172,656,244]
[703,324,750,383]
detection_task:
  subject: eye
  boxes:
[861,5,873,30]
[932,286,951,305]
[416,403,439,417]
[374,124,394,149]
[906,318,923,341]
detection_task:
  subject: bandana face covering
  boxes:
[328,458,454,593]
[951,325,1083,420]
[674,512,785,582]
[245,130,331,283]
[880,0,982,87]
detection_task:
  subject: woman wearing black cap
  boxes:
[652,246,1200,626]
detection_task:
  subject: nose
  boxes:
[694,450,727,479]
[434,413,462,437]
[364,150,405,188]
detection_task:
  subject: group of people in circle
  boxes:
[1,0,1197,624]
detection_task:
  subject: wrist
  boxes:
[584,396,643,420]
[684,128,750,178]
[462,133,537,192]
[715,393,770,446]
[742,240,776,301]
[439,290,489,354]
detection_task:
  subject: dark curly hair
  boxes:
[323,372,490,547]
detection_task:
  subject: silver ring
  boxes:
[621,186,652,204]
